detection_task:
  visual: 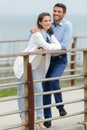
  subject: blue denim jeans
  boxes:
[42,54,68,119]
[17,68,43,118]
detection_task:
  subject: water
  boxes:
[0,14,87,56]
[0,15,35,40]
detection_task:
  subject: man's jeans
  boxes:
[43,54,68,119]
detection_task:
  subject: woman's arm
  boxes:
[51,35,61,48]
[32,32,62,51]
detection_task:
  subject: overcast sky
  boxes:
[0,0,87,16]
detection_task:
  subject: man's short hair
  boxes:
[53,3,67,13]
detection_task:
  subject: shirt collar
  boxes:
[40,29,50,40]
[52,19,64,27]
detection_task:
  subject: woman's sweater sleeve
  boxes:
[51,34,61,49]
[32,32,62,50]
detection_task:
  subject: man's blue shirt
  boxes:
[51,19,73,50]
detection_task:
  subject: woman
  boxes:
[13,12,61,130]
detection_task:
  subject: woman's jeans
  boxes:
[17,68,43,118]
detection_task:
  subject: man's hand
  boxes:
[30,28,40,33]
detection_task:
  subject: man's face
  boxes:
[53,6,66,23]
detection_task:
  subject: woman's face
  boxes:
[39,16,51,31]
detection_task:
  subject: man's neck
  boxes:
[54,20,61,26]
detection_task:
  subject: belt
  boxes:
[51,53,67,61]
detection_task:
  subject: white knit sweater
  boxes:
[13,31,61,79]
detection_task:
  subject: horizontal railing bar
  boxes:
[1,111,84,129]
[34,74,85,83]
[0,85,17,90]
[0,77,84,90]
[60,76,84,81]
[0,76,15,81]
[0,95,27,102]
[0,67,83,74]
[0,86,84,102]
[0,81,25,88]
[73,36,87,38]
[69,61,76,64]
[0,99,84,120]
[0,67,13,71]
[0,67,80,73]
[35,111,84,123]
[0,39,29,43]
[0,73,83,82]
[0,59,15,62]
[35,98,84,110]
[69,52,83,55]
[35,86,84,96]
[64,68,83,73]
[0,74,84,88]
[0,122,27,130]
[0,109,27,117]
[0,35,86,44]
[0,48,86,58]
[20,48,86,55]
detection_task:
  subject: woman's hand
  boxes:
[38,47,46,56]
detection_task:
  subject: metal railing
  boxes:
[0,49,87,130]
[0,36,87,130]
[70,36,87,86]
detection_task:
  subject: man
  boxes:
[43,3,73,128]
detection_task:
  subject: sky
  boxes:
[0,0,87,16]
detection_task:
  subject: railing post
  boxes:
[83,50,87,122]
[27,63,34,130]
[23,54,34,130]
[70,37,77,86]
